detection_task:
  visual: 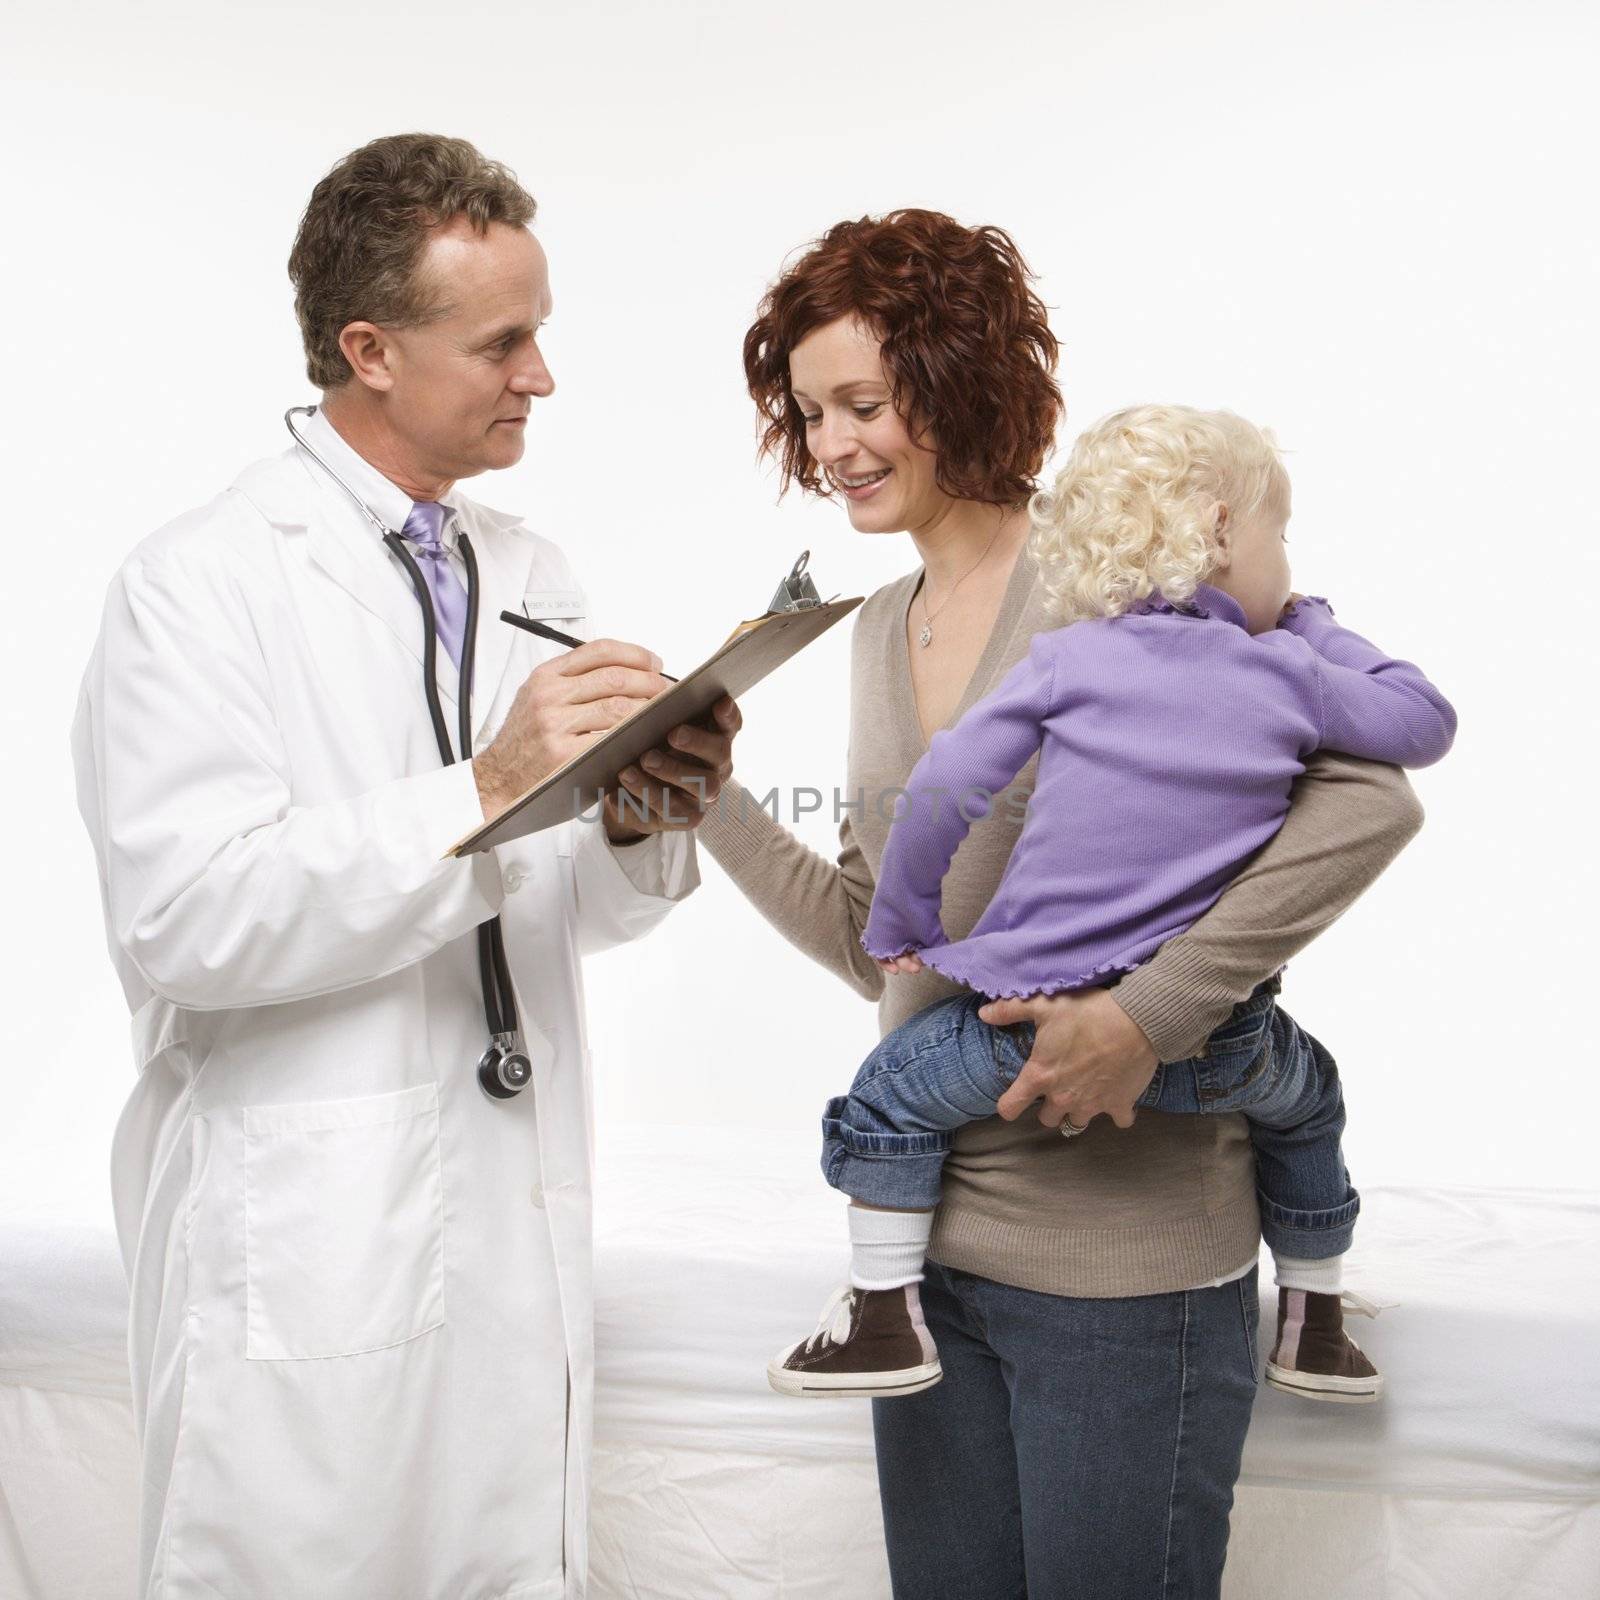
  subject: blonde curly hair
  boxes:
[1027,404,1290,624]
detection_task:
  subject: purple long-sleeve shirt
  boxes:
[860,583,1456,998]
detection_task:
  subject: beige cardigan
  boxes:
[701,549,1422,1297]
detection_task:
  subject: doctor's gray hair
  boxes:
[288,132,538,390]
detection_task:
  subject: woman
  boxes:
[649,210,1422,1597]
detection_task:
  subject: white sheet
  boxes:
[3,1124,1597,1599]
[588,1129,1600,1597]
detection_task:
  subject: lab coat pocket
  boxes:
[243,1082,446,1360]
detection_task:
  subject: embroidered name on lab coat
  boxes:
[522,589,587,619]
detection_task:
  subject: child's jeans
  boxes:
[820,972,1360,1260]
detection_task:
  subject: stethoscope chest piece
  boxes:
[478,1035,534,1100]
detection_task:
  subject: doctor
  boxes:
[70,132,740,1600]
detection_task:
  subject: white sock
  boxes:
[1273,1251,1345,1296]
[848,1203,933,1290]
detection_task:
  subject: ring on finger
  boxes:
[1059,1114,1087,1139]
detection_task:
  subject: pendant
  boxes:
[918,623,933,648]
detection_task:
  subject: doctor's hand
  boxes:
[604,694,742,843]
[472,638,677,822]
[982,986,1158,1132]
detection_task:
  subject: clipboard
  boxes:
[447,552,863,855]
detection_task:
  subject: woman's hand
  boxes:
[980,987,1159,1130]
[876,952,925,975]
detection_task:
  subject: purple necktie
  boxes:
[402,501,468,671]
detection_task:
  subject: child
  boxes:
[767,403,1456,1404]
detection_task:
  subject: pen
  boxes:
[499,610,679,682]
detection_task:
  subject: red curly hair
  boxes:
[743,209,1063,505]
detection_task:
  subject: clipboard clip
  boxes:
[767,550,825,613]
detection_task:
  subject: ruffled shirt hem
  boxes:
[860,929,1146,999]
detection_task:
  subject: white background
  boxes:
[2,0,1595,1225]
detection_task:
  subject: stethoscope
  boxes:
[284,405,533,1101]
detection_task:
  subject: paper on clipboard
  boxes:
[446,553,863,855]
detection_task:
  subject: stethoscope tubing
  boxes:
[384,527,509,1041]
[285,406,528,1098]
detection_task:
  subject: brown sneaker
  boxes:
[767,1284,942,1399]
[1264,1288,1385,1403]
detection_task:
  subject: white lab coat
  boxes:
[69,408,698,1600]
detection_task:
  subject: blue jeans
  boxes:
[820,973,1360,1259]
[873,1260,1261,1598]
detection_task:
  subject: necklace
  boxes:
[917,521,1006,647]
